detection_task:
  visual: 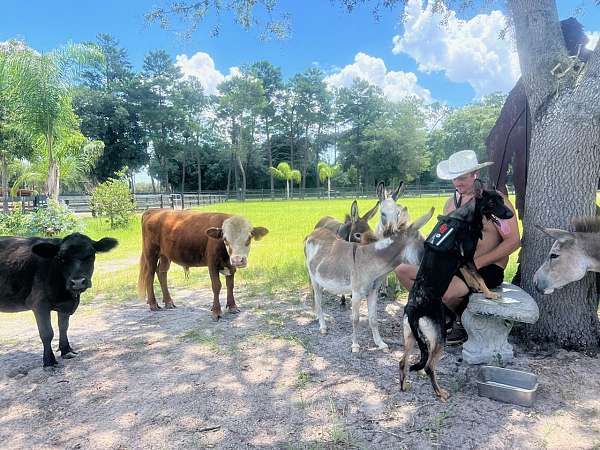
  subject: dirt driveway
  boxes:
[1,287,599,449]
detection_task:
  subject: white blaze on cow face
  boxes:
[210,216,269,268]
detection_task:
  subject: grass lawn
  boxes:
[82,195,523,303]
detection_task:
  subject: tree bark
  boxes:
[1,155,8,213]
[196,152,202,195]
[266,117,274,198]
[181,147,186,210]
[508,0,600,352]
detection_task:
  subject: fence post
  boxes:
[160,195,163,208]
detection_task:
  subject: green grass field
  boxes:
[82,195,522,303]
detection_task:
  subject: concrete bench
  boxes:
[461,283,539,365]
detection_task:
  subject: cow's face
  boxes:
[32,233,118,295]
[206,216,269,268]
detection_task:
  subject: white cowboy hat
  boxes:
[436,150,494,180]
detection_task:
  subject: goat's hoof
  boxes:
[351,344,360,353]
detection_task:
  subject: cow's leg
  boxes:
[33,308,57,367]
[208,265,222,321]
[58,311,78,359]
[145,251,161,311]
[225,272,239,313]
[350,292,361,353]
[367,289,388,351]
[310,278,327,334]
[157,256,176,309]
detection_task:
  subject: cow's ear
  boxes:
[94,237,118,253]
[251,227,269,241]
[206,227,223,240]
[32,242,60,258]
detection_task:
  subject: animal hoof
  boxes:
[351,345,360,353]
[320,327,327,335]
[212,312,222,321]
[227,306,240,314]
[401,380,410,391]
[149,304,162,311]
[164,302,176,309]
[379,344,390,352]
[61,351,78,359]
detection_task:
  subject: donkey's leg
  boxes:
[350,293,361,353]
[399,315,415,391]
[310,278,327,334]
[157,256,176,308]
[367,289,388,351]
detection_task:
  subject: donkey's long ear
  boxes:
[361,201,379,222]
[376,181,385,201]
[535,224,574,243]
[391,181,405,201]
[411,207,434,231]
[350,200,359,223]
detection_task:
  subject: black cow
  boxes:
[0,233,118,367]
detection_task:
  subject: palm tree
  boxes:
[317,161,341,200]
[11,43,103,199]
[269,162,301,200]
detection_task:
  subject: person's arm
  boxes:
[474,195,521,269]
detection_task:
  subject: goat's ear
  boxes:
[391,181,405,201]
[376,181,385,201]
[206,227,223,240]
[411,207,434,231]
[361,201,379,222]
[350,200,359,223]
[535,224,574,243]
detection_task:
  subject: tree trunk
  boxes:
[47,159,60,201]
[286,179,289,200]
[236,154,246,202]
[196,152,202,195]
[150,176,156,194]
[226,151,233,199]
[508,0,600,352]
[266,117,274,198]
[301,122,309,197]
[1,155,8,213]
[181,147,186,210]
[327,177,331,200]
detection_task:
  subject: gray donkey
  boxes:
[305,208,434,352]
[534,217,600,294]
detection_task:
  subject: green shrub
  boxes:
[27,200,82,236]
[91,174,135,229]
[0,208,29,235]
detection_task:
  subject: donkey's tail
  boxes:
[408,314,430,372]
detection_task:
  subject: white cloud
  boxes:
[586,31,600,51]
[175,51,239,95]
[392,0,520,97]
[324,52,432,102]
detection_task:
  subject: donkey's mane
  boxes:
[572,216,600,233]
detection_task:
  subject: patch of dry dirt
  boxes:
[1,287,600,449]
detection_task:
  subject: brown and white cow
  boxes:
[138,209,268,320]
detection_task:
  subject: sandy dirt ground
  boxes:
[1,286,600,450]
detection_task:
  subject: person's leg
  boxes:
[394,264,418,290]
[442,276,470,313]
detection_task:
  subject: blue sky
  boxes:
[2,0,600,106]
